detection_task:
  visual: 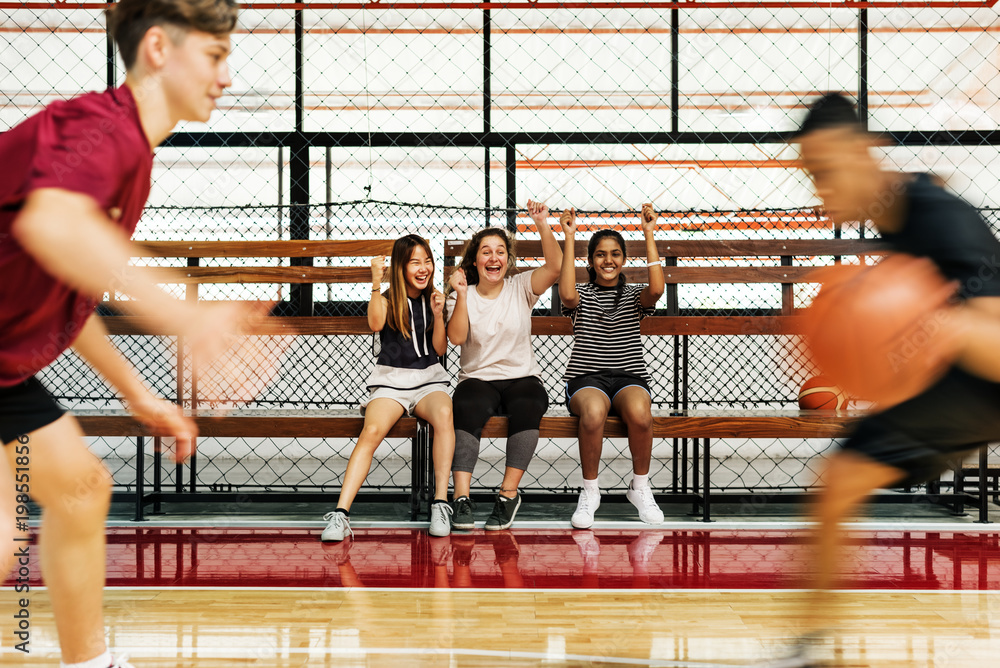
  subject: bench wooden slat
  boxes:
[135,240,395,258]
[78,410,854,440]
[76,412,418,438]
[145,266,374,284]
[474,411,860,439]
[443,265,820,284]
[530,316,805,336]
[447,239,885,258]
[100,316,374,336]
[100,315,804,336]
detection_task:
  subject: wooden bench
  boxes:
[75,235,994,523]
[444,235,994,522]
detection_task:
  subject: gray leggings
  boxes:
[451,376,549,473]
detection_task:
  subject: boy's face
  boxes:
[161,28,233,123]
[798,127,879,225]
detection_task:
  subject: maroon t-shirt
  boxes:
[0,85,152,387]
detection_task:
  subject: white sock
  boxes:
[631,473,649,489]
[582,478,600,494]
[61,650,111,668]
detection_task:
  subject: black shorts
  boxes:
[842,366,1000,487]
[565,370,651,413]
[0,377,65,446]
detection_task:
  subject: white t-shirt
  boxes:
[445,270,542,382]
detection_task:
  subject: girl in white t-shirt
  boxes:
[444,200,563,531]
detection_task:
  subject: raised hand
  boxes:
[449,267,468,296]
[371,256,386,284]
[527,199,549,226]
[559,207,577,236]
[640,203,658,234]
[430,289,445,316]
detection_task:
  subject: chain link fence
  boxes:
[5,2,1000,501]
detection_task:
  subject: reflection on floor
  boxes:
[7,527,999,590]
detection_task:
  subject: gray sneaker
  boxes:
[320,511,352,542]
[484,493,521,531]
[451,496,475,530]
[429,501,453,537]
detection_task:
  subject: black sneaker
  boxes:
[451,495,476,530]
[484,493,521,531]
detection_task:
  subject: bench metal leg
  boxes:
[410,421,426,521]
[702,437,712,523]
[979,446,990,524]
[691,438,700,516]
[153,437,162,515]
[954,464,966,516]
[133,436,146,522]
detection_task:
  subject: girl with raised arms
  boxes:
[445,201,562,531]
[321,234,455,541]
[558,204,665,528]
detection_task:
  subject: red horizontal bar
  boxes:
[0,1,994,10]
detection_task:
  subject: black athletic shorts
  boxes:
[841,366,1000,487]
[0,377,65,446]
[565,370,651,413]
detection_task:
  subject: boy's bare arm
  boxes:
[13,188,190,329]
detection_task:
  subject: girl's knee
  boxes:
[430,402,454,427]
[578,405,608,433]
[622,408,653,432]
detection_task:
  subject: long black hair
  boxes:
[586,229,627,312]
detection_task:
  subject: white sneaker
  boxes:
[429,502,453,537]
[571,487,601,529]
[626,483,664,524]
[110,655,136,668]
[627,532,664,568]
[321,511,353,542]
[572,531,601,564]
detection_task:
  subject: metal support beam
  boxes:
[858,8,868,130]
[506,145,516,231]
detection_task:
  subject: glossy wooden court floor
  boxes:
[2,527,998,666]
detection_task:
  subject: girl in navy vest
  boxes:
[321,234,455,541]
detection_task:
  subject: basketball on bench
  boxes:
[798,375,849,410]
[802,254,962,408]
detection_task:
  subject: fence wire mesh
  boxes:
[5,2,1000,501]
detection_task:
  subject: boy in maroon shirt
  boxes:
[0,2,271,666]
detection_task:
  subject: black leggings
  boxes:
[451,376,549,473]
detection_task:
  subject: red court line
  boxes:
[6,527,998,590]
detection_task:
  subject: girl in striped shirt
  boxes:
[558,205,665,528]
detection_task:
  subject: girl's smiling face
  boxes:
[590,237,624,286]
[405,244,434,295]
[475,233,509,285]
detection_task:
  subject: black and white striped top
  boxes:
[562,282,654,382]
[376,294,441,370]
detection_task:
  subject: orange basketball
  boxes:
[798,375,849,410]
[802,254,962,408]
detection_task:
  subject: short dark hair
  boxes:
[793,93,862,139]
[108,0,239,70]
